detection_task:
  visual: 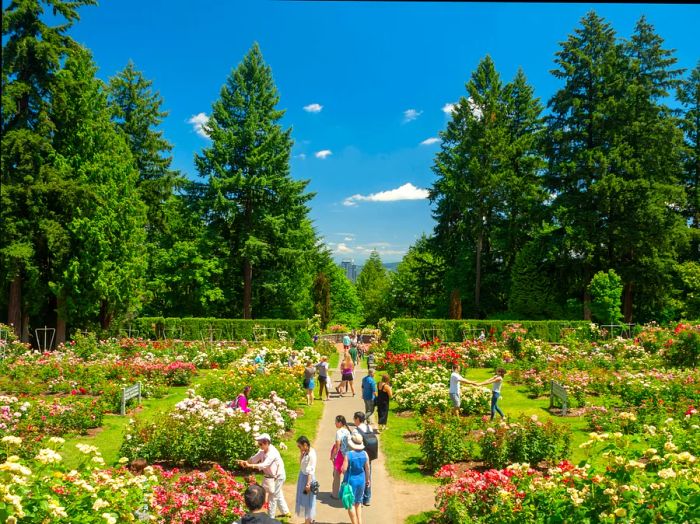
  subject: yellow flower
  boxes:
[614,508,627,517]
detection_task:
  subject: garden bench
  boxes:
[121,382,142,415]
[549,380,568,416]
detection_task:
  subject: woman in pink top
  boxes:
[231,385,251,413]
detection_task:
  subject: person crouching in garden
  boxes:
[303,360,316,405]
[295,436,317,524]
[238,433,290,520]
[342,433,371,524]
[230,385,252,413]
[478,368,507,420]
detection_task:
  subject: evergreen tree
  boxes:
[356,251,390,325]
[49,48,147,334]
[324,260,363,327]
[388,235,446,318]
[1,0,96,339]
[677,62,700,256]
[196,43,315,319]
[545,11,624,320]
[108,61,180,234]
[508,238,559,319]
[431,56,545,317]
[312,272,331,328]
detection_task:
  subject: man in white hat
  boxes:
[239,433,290,519]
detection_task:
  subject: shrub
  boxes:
[420,411,478,471]
[478,415,571,469]
[293,330,314,350]
[387,327,412,353]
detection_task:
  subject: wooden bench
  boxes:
[549,380,568,416]
[121,382,142,415]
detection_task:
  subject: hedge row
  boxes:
[123,318,308,341]
[393,319,592,343]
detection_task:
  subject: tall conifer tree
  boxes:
[196,43,315,319]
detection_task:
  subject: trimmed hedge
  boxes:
[393,319,591,343]
[124,317,308,341]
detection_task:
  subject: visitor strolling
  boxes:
[375,374,392,431]
[341,433,371,524]
[331,415,352,498]
[294,435,317,524]
[361,369,377,425]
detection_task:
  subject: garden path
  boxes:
[283,343,436,524]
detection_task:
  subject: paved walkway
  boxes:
[283,344,400,524]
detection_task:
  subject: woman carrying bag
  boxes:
[295,435,317,524]
[341,433,370,524]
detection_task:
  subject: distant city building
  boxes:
[340,259,358,283]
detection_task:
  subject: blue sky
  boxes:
[57,1,700,263]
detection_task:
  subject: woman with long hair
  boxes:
[230,385,251,413]
[336,353,355,396]
[375,375,392,431]
[478,368,507,420]
[330,414,352,498]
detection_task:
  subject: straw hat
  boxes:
[348,432,365,451]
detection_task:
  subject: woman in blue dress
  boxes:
[341,433,370,524]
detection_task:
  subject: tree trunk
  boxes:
[99,300,113,331]
[8,274,22,338]
[583,290,592,320]
[56,294,66,345]
[449,289,462,319]
[21,310,30,343]
[623,282,634,323]
[243,259,252,319]
[475,232,483,315]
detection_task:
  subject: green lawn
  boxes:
[380,367,601,484]
[63,371,214,467]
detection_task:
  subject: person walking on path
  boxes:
[478,368,507,420]
[361,369,377,425]
[343,334,351,351]
[294,435,317,524]
[353,411,377,506]
[366,350,375,372]
[342,433,371,524]
[349,343,359,367]
[336,354,355,396]
[331,415,353,498]
[376,374,392,432]
[316,356,330,400]
[303,361,316,406]
[239,433,290,520]
[238,484,282,524]
[449,363,476,416]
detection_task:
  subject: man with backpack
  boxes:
[353,411,378,506]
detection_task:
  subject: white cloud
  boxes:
[468,97,484,120]
[188,113,210,138]
[343,182,429,207]
[294,153,307,160]
[315,150,332,159]
[304,103,323,113]
[420,137,440,146]
[403,108,423,123]
[337,243,353,253]
[442,103,456,114]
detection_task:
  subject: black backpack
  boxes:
[356,426,378,461]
